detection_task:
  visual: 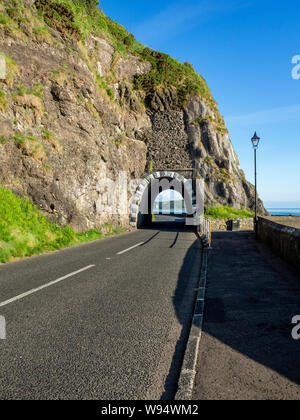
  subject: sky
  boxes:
[101,0,300,207]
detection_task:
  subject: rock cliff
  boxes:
[0,0,266,231]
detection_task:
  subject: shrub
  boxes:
[205,206,255,220]
[133,48,218,109]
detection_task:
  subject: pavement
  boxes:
[0,220,201,400]
[192,231,300,400]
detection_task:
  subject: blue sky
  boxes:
[101,0,300,206]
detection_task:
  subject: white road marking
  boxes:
[117,242,145,255]
[0,265,95,308]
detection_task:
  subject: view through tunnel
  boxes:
[151,189,187,229]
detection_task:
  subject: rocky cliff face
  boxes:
[0,0,266,231]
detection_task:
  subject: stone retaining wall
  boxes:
[210,218,254,232]
[257,217,300,270]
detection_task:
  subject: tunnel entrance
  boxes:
[130,171,201,229]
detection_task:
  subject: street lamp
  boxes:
[251,132,260,238]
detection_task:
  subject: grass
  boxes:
[0,135,7,145]
[0,53,19,86]
[0,1,27,40]
[147,160,153,173]
[0,89,8,112]
[204,155,214,164]
[113,133,126,148]
[205,206,254,220]
[0,187,126,264]
[13,134,47,161]
[95,74,114,99]
[13,83,44,98]
[33,23,53,43]
[41,128,63,152]
[133,54,216,109]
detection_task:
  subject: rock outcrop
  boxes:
[0,0,266,231]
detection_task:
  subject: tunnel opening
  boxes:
[151,188,187,228]
[130,172,198,230]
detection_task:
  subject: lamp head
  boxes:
[251,132,260,149]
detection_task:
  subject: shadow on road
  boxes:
[141,214,195,233]
[149,219,202,399]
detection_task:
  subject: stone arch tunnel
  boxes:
[130,171,203,229]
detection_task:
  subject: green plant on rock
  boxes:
[0,135,7,145]
[0,1,28,40]
[219,168,231,182]
[133,50,218,109]
[33,24,53,43]
[95,74,114,99]
[0,90,8,112]
[13,134,47,161]
[147,160,153,172]
[0,53,19,86]
[113,133,125,148]
[204,155,214,164]
[13,83,44,98]
[41,128,63,152]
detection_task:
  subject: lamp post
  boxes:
[251,132,260,238]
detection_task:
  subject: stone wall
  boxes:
[257,217,300,270]
[210,218,254,232]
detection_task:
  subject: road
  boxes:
[0,220,201,400]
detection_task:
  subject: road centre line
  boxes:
[0,265,95,308]
[117,242,145,255]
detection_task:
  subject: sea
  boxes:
[267,208,300,216]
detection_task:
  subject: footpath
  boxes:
[192,231,300,400]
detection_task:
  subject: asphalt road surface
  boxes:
[0,219,201,400]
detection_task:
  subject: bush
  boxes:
[205,206,254,220]
[133,48,218,109]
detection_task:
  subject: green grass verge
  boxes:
[0,187,126,264]
[205,206,254,220]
